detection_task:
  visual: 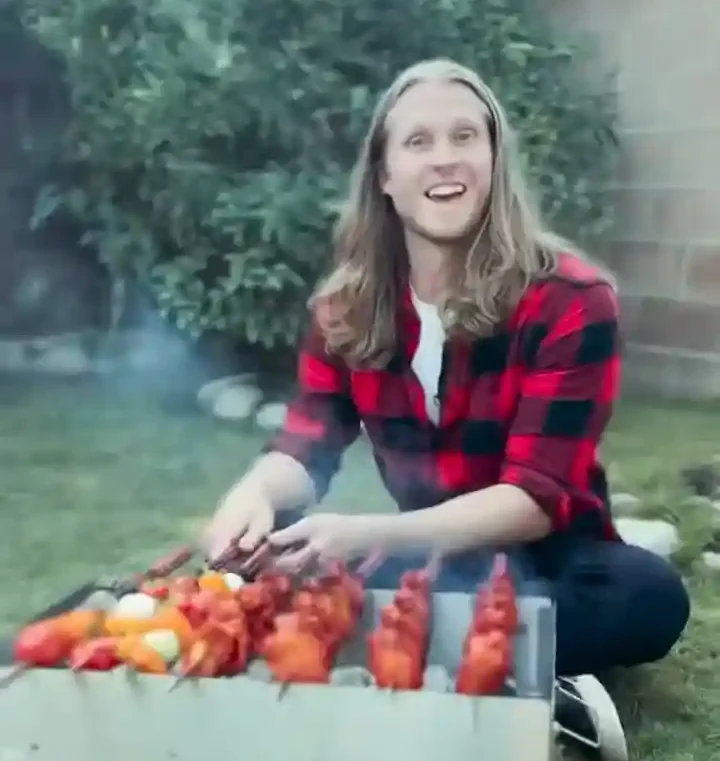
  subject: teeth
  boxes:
[425,183,466,199]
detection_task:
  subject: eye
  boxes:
[404,132,431,149]
[454,127,478,144]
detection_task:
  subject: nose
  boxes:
[429,137,461,173]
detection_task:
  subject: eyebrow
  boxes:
[400,117,486,138]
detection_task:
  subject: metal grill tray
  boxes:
[0,582,557,761]
[0,581,555,698]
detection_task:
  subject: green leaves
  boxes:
[21,0,618,349]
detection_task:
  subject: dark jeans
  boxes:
[274,510,690,678]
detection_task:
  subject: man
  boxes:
[202,59,689,760]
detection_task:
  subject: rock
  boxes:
[0,335,93,375]
[30,341,93,375]
[681,495,715,509]
[615,518,680,559]
[684,495,720,513]
[255,402,288,431]
[196,373,262,421]
[702,552,720,570]
[210,383,262,421]
[196,374,256,409]
[610,492,641,513]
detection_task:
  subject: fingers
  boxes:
[271,544,316,574]
[268,517,311,548]
[265,518,314,574]
[201,528,227,565]
[206,533,248,571]
[202,500,274,566]
[237,511,273,553]
[356,548,385,579]
[238,543,273,576]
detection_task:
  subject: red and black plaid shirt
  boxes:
[267,254,621,541]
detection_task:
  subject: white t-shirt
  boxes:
[410,289,445,424]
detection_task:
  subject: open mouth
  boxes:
[424,183,467,202]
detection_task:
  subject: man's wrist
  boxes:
[243,453,315,512]
[355,513,414,554]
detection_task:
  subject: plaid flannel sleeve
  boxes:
[263,319,360,502]
[499,281,621,531]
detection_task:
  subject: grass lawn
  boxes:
[1,376,719,760]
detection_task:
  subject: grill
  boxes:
[0,581,556,761]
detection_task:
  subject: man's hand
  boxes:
[268,513,379,572]
[200,452,316,567]
[200,480,275,564]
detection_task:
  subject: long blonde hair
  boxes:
[311,58,581,368]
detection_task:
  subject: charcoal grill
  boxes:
[0,582,556,761]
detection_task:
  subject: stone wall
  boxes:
[546,0,720,398]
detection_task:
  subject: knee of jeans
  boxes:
[639,553,691,660]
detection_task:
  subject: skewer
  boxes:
[167,669,189,693]
[424,551,443,583]
[206,532,251,571]
[147,545,196,578]
[355,549,385,580]
[101,543,200,596]
[0,663,28,689]
[166,637,215,693]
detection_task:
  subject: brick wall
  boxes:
[546,0,720,398]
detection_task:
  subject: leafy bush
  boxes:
[21,0,617,349]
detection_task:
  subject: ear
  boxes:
[378,164,391,196]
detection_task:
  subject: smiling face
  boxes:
[380,78,494,245]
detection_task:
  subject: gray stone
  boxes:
[255,402,288,431]
[610,492,641,513]
[0,334,93,375]
[615,518,680,559]
[702,552,720,570]
[681,495,716,509]
[197,374,256,409]
[196,373,262,421]
[30,340,93,375]
[210,383,262,421]
[680,495,720,513]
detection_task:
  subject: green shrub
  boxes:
[22,0,617,349]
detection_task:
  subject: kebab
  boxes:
[455,553,517,696]
[5,572,241,687]
[114,543,279,684]
[168,569,290,690]
[261,555,382,685]
[367,555,439,691]
[71,582,238,678]
[2,608,108,687]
